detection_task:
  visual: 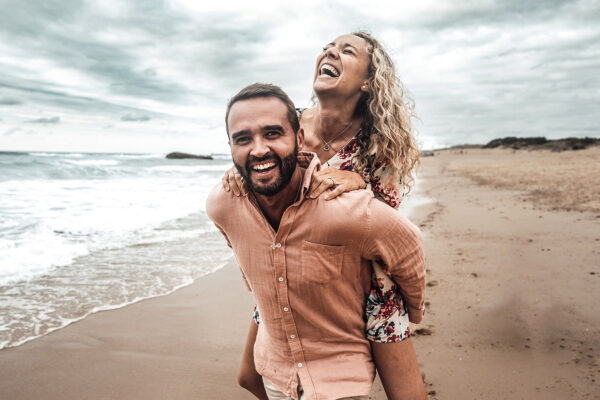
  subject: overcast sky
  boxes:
[0,0,598,153]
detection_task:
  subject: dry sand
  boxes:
[413,147,600,399]
[0,147,598,399]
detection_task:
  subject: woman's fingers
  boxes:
[308,176,335,199]
[222,172,230,191]
[229,171,241,196]
[324,184,347,200]
[233,171,245,196]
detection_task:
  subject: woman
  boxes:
[223,31,425,400]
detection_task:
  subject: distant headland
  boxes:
[440,136,599,152]
[165,152,213,160]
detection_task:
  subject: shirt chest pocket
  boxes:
[301,240,345,283]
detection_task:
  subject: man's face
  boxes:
[227,97,303,196]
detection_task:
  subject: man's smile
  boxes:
[251,161,277,172]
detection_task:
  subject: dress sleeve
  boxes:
[369,163,403,209]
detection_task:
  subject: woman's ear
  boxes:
[360,82,369,92]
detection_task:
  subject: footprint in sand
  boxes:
[414,327,434,336]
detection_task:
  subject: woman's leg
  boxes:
[372,339,427,400]
[238,319,268,400]
[366,261,426,399]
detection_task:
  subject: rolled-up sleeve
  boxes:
[361,199,426,323]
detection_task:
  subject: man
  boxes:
[206,83,426,400]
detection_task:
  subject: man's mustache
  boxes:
[246,153,281,169]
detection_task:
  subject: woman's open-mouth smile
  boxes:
[318,62,340,79]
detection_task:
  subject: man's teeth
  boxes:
[320,64,339,77]
[252,162,276,171]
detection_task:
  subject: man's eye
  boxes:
[343,49,354,54]
[266,131,281,138]
[235,137,250,145]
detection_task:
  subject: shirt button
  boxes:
[278,277,284,282]
[283,307,289,312]
[297,362,303,367]
[290,334,296,339]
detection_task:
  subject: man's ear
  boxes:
[296,127,305,151]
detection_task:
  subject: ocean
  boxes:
[0,151,234,349]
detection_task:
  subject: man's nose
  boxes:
[250,137,270,158]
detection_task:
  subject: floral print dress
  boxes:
[323,137,411,343]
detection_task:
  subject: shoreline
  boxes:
[0,258,256,399]
[0,258,233,351]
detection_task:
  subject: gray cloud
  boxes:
[0,0,275,104]
[3,128,20,136]
[0,96,22,105]
[0,1,598,152]
[121,112,151,122]
[26,116,60,124]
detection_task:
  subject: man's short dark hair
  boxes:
[225,83,300,136]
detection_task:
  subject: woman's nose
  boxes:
[324,46,338,59]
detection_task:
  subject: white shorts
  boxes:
[262,376,368,400]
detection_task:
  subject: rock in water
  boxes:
[165,152,213,160]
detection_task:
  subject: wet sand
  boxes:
[0,147,598,399]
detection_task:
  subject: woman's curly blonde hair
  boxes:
[351,31,420,194]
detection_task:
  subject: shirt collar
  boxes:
[297,151,321,199]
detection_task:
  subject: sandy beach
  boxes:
[1,147,598,399]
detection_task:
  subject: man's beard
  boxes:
[234,143,298,196]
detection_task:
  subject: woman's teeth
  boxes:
[320,64,339,77]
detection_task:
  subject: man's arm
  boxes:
[361,199,426,323]
[206,184,254,292]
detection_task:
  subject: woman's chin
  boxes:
[313,79,338,96]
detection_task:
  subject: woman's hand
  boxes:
[221,166,247,196]
[308,168,367,200]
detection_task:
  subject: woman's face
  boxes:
[313,34,371,98]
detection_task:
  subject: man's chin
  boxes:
[248,176,282,196]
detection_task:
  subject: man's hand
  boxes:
[308,168,366,200]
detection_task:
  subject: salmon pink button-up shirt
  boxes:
[206,152,425,400]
